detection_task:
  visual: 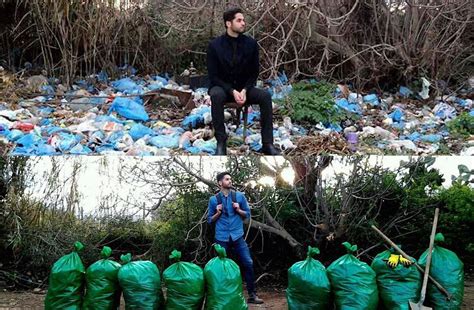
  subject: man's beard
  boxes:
[232,26,245,34]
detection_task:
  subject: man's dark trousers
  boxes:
[209,86,274,144]
[215,237,256,295]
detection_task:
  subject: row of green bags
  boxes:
[45,243,247,310]
[287,234,464,310]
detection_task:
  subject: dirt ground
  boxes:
[0,283,472,309]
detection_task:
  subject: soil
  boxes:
[0,282,473,309]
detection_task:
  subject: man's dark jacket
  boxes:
[207,33,259,95]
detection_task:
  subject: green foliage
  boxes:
[438,183,474,258]
[282,81,343,125]
[452,164,474,185]
[447,112,474,138]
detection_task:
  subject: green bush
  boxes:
[447,112,474,138]
[283,81,343,125]
[438,183,474,259]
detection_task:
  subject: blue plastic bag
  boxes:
[109,97,149,122]
[363,94,380,106]
[129,123,155,141]
[0,125,10,136]
[182,106,211,128]
[399,86,413,97]
[36,143,59,156]
[7,129,24,142]
[185,140,216,155]
[335,98,361,114]
[328,123,343,132]
[44,126,67,136]
[433,102,456,119]
[112,78,142,93]
[70,144,93,155]
[58,133,82,152]
[390,108,404,122]
[421,134,442,143]
[97,70,108,83]
[16,133,41,148]
[41,85,55,96]
[149,135,180,149]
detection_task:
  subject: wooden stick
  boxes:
[371,224,451,300]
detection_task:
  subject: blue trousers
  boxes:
[215,237,256,295]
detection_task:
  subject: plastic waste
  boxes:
[361,126,397,140]
[371,247,421,310]
[149,134,180,149]
[346,132,358,152]
[204,244,247,310]
[419,78,431,100]
[286,246,331,310]
[418,233,464,309]
[109,97,149,122]
[186,138,216,155]
[389,108,404,122]
[363,94,380,106]
[245,134,262,152]
[111,78,142,94]
[433,102,456,119]
[118,253,163,310]
[70,143,93,155]
[420,134,442,143]
[327,242,378,310]
[348,93,363,105]
[163,250,205,310]
[129,123,155,141]
[179,131,193,149]
[83,246,122,310]
[399,86,413,98]
[388,140,418,152]
[182,106,211,128]
[44,241,85,310]
[336,98,361,114]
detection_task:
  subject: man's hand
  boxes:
[211,204,223,223]
[239,89,247,106]
[233,89,246,106]
[232,202,240,211]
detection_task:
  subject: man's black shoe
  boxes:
[261,143,281,155]
[216,141,227,155]
[247,294,264,304]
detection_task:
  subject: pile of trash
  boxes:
[45,243,245,310]
[0,66,472,155]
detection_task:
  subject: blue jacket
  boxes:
[207,191,250,242]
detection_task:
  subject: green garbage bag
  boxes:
[163,249,205,310]
[118,253,163,310]
[371,247,421,310]
[83,246,122,310]
[327,242,378,310]
[204,244,248,310]
[286,246,331,310]
[44,241,85,310]
[419,233,464,309]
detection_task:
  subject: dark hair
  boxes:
[223,7,243,28]
[216,171,231,183]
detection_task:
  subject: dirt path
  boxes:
[0,288,287,310]
[0,283,473,309]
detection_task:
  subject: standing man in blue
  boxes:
[207,171,264,304]
[207,7,280,155]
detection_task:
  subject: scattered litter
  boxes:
[0,67,472,156]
